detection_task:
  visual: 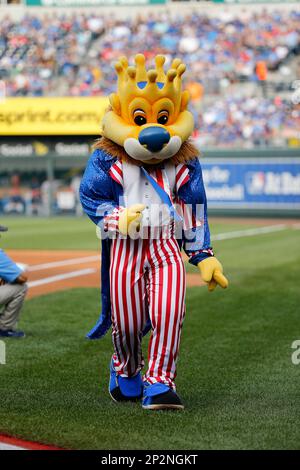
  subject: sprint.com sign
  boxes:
[26,0,166,5]
[0,97,107,136]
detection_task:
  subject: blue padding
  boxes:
[110,359,143,397]
[118,375,143,398]
[109,360,118,392]
[144,382,170,397]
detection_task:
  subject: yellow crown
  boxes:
[109,54,189,121]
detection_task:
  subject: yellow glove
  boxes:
[119,204,145,235]
[198,257,229,292]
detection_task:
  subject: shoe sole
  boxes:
[109,387,142,403]
[109,390,120,403]
[142,404,184,410]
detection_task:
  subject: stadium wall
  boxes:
[0,1,299,21]
[1,147,299,217]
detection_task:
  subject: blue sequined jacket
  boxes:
[80,148,212,339]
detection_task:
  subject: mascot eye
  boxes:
[133,109,147,126]
[157,110,169,125]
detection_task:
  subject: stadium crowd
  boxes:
[194,95,300,148]
[0,9,299,147]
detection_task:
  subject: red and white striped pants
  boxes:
[110,232,186,390]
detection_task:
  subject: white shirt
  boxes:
[122,161,176,228]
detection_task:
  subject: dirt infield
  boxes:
[7,250,101,299]
[6,249,204,299]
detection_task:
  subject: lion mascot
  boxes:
[80,54,228,410]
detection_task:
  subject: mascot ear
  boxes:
[180,90,190,112]
[109,93,121,115]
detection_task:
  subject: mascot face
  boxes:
[102,54,194,165]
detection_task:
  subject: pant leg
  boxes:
[0,283,28,331]
[144,236,186,390]
[110,237,148,377]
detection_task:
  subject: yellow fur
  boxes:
[93,137,199,166]
[101,54,195,163]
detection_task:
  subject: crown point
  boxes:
[147,69,158,83]
[155,55,166,82]
[167,69,177,82]
[135,54,146,66]
[177,64,186,77]
[119,56,128,68]
[127,66,137,79]
[115,62,123,74]
[155,55,165,67]
[171,58,182,69]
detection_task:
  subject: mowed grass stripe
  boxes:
[0,216,293,251]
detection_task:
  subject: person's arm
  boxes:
[181,158,228,292]
[16,273,28,284]
[181,159,213,263]
[0,250,24,284]
[80,150,144,235]
[80,150,121,230]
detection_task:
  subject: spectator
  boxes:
[0,10,299,147]
[0,10,299,98]
[0,225,28,338]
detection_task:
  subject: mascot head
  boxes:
[101,54,195,165]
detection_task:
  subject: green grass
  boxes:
[0,219,299,449]
[0,217,100,251]
[0,215,287,252]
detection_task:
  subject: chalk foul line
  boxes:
[211,224,288,241]
[28,268,97,289]
[19,223,297,290]
[28,255,99,272]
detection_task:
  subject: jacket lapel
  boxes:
[109,160,124,187]
[175,164,190,193]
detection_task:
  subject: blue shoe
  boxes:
[109,359,143,402]
[0,329,25,338]
[142,382,184,410]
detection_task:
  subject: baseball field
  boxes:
[0,215,299,450]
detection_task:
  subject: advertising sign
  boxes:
[201,158,300,210]
[0,97,108,136]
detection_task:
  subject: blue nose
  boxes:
[138,126,170,153]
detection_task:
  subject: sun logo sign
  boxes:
[0,340,5,365]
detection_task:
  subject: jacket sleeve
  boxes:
[79,150,121,230]
[181,158,214,266]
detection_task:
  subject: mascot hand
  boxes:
[198,257,229,292]
[119,204,145,235]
